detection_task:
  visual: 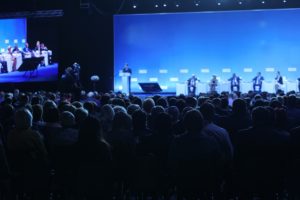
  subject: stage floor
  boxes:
[0,63,58,83]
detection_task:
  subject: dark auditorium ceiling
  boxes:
[1,0,300,14]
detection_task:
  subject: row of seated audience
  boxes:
[0,89,300,199]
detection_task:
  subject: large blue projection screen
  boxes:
[0,18,26,51]
[114,9,300,93]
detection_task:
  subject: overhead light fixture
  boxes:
[194,0,200,6]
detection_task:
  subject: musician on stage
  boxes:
[187,74,199,96]
[275,71,283,93]
[209,75,218,93]
[228,73,241,93]
[252,72,264,93]
[122,63,132,94]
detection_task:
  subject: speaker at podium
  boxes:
[119,71,131,94]
[139,82,162,93]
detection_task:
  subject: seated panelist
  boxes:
[274,71,283,93]
[228,73,241,93]
[187,74,199,96]
[209,75,218,93]
[252,72,264,93]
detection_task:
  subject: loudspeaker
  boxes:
[139,82,162,93]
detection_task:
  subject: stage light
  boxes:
[155,4,159,8]
[194,0,201,6]
[238,1,243,4]
[217,2,221,6]
[163,3,167,7]
[174,0,181,7]
[283,0,287,2]
[132,0,138,9]
[261,1,265,4]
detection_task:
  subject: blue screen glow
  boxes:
[114,9,300,92]
[0,18,26,51]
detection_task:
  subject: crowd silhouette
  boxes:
[0,89,300,199]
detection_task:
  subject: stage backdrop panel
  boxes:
[0,18,26,52]
[114,9,300,93]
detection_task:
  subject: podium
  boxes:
[119,71,131,94]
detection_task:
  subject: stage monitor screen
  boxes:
[114,9,300,93]
[0,18,58,83]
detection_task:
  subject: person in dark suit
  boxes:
[275,71,283,93]
[23,42,32,53]
[228,73,241,93]
[169,109,224,198]
[252,72,264,93]
[235,106,290,198]
[298,78,300,92]
[187,74,199,96]
[122,63,132,94]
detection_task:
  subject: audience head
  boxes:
[251,106,269,127]
[99,104,113,121]
[78,116,103,146]
[15,108,33,131]
[166,106,180,123]
[112,111,132,132]
[43,106,59,123]
[156,97,168,108]
[127,104,140,115]
[232,98,247,116]
[74,107,89,126]
[186,97,197,108]
[132,109,147,131]
[113,105,127,114]
[199,102,215,123]
[60,111,75,128]
[32,104,43,122]
[83,101,95,114]
[183,109,204,133]
[142,98,155,114]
